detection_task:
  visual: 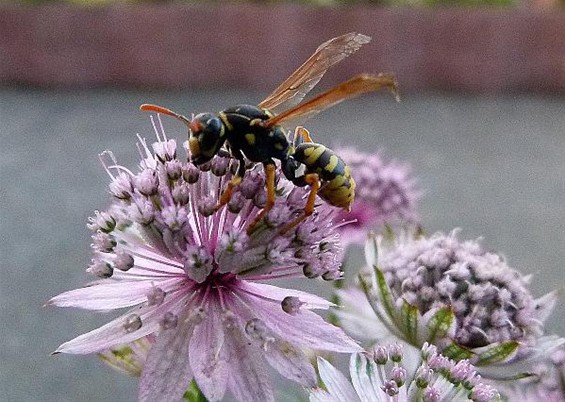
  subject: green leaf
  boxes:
[426,307,455,342]
[475,341,520,366]
[400,300,419,344]
[374,267,399,325]
[97,346,142,377]
[440,341,474,361]
[183,380,208,402]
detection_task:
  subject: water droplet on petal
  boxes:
[87,261,113,278]
[147,287,166,306]
[124,314,142,333]
[114,251,134,271]
[281,296,302,315]
[160,312,178,330]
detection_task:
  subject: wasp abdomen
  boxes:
[293,143,356,210]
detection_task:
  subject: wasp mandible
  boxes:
[140,32,399,234]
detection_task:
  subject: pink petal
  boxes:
[54,292,187,354]
[139,310,197,402]
[223,314,274,402]
[238,281,335,310]
[46,278,181,311]
[189,304,228,401]
[54,312,158,355]
[238,293,361,353]
[263,339,317,387]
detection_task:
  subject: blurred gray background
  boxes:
[1,88,564,401]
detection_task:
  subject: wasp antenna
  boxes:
[139,104,192,125]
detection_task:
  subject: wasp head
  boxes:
[188,113,225,165]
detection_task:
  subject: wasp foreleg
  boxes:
[214,150,246,211]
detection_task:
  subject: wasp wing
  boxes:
[261,73,399,129]
[258,33,371,112]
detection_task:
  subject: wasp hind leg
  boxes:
[246,162,277,234]
[279,173,321,235]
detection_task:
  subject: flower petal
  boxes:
[309,390,339,402]
[46,278,181,311]
[349,353,382,402]
[422,306,456,343]
[238,292,361,353]
[334,288,388,342]
[189,304,228,401]
[54,311,158,355]
[317,357,361,402]
[399,300,419,344]
[364,232,379,268]
[264,339,317,387]
[139,310,198,402]
[223,314,274,402]
[474,341,520,366]
[54,292,186,354]
[238,281,335,310]
[534,289,562,324]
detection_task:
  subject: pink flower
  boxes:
[48,120,360,402]
[334,147,421,246]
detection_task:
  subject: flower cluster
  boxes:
[336,231,562,378]
[333,147,421,246]
[310,342,500,402]
[48,121,360,402]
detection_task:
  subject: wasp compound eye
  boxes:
[204,117,222,135]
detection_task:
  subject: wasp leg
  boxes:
[247,162,277,234]
[214,151,246,211]
[280,173,321,235]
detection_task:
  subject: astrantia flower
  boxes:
[309,342,500,402]
[336,230,563,377]
[333,147,420,245]
[48,120,360,402]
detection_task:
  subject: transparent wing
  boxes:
[261,73,399,129]
[258,33,371,112]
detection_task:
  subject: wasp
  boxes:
[140,32,398,234]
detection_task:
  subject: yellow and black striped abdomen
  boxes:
[294,143,356,210]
